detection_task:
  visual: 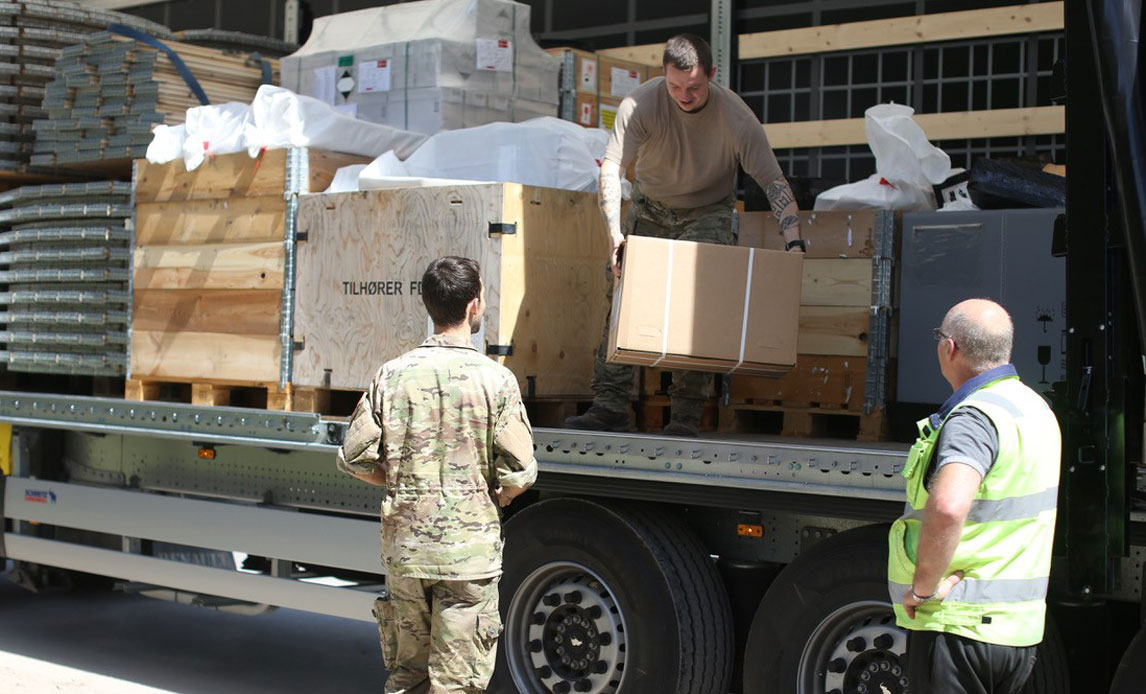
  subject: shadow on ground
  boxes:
[0,573,387,693]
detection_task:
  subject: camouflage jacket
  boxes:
[336,333,538,580]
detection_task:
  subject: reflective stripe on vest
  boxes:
[901,486,1059,524]
[887,375,1062,648]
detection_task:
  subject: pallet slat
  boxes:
[133,289,281,335]
[133,242,285,291]
[135,197,287,245]
[130,331,281,383]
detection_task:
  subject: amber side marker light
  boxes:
[737,523,764,538]
[197,447,216,460]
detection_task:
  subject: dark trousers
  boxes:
[908,631,1037,694]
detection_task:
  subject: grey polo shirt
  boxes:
[925,406,1000,487]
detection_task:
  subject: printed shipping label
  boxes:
[359,59,391,93]
[579,101,593,126]
[600,104,619,130]
[610,67,642,97]
[476,38,513,72]
[313,66,336,104]
[580,58,596,91]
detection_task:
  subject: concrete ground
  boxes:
[0,572,387,693]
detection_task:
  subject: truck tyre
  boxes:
[488,498,732,694]
[1109,628,1146,694]
[742,524,1068,694]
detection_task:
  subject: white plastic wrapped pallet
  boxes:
[144,86,429,169]
[280,0,559,134]
[354,117,609,192]
[243,86,427,160]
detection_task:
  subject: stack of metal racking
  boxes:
[0,0,169,171]
[0,180,131,376]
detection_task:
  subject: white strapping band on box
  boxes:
[729,247,756,374]
[647,240,755,372]
[650,240,675,367]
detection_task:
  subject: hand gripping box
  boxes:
[606,236,803,375]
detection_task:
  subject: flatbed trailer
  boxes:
[1,390,1143,693]
[5,0,1146,692]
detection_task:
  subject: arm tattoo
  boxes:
[599,165,623,240]
[764,176,802,242]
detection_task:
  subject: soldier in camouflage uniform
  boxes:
[338,256,537,694]
[566,34,807,437]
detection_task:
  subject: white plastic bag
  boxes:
[814,174,934,212]
[358,117,609,192]
[866,103,951,187]
[145,123,187,164]
[815,104,952,211]
[182,102,251,171]
[243,85,427,160]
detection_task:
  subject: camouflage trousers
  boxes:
[592,183,736,425]
[375,574,502,694]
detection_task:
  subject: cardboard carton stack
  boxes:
[281,0,559,135]
[549,48,663,130]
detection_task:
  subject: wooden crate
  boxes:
[725,210,896,438]
[130,149,370,389]
[291,183,611,399]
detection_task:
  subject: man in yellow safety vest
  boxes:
[888,298,1061,693]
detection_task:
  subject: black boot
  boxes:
[564,405,630,432]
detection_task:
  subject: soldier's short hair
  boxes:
[663,34,713,74]
[423,256,482,327]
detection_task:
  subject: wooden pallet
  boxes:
[718,402,890,442]
[124,379,362,416]
[639,395,720,433]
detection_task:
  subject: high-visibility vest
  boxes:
[887,375,1061,647]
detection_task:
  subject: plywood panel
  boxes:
[131,330,280,382]
[133,243,284,290]
[496,185,611,397]
[802,260,871,307]
[740,210,877,258]
[292,184,609,396]
[133,289,281,335]
[799,307,869,356]
[292,186,503,391]
[136,197,285,245]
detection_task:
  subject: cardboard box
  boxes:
[547,47,598,95]
[599,56,649,99]
[607,236,802,375]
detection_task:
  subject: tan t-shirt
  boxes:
[603,77,784,209]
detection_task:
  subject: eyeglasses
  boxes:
[932,327,953,345]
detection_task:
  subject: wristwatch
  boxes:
[910,586,939,603]
[786,239,807,252]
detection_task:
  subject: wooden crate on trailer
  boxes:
[723,210,897,440]
[291,183,610,400]
[130,148,370,409]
